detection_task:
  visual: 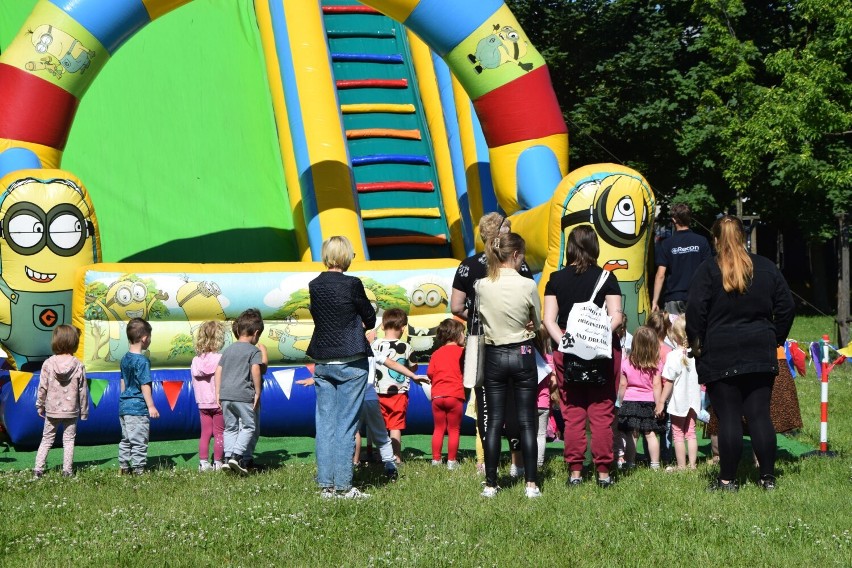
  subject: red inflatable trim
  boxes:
[322,5,381,14]
[473,66,568,148]
[336,79,408,89]
[357,181,434,193]
[0,64,79,150]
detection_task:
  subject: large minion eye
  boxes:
[48,213,83,250]
[425,290,442,307]
[131,283,147,301]
[7,214,44,249]
[411,289,425,306]
[115,286,133,306]
[40,33,52,46]
[611,196,638,236]
[508,31,519,40]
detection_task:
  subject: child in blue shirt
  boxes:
[118,318,159,475]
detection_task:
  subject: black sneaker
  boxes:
[708,478,739,492]
[596,476,614,488]
[567,477,583,487]
[228,455,249,476]
[757,475,777,491]
[385,468,399,482]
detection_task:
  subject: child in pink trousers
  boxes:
[191,321,226,471]
[34,325,89,478]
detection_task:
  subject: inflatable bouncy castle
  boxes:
[0,0,654,446]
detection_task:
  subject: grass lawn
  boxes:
[1,316,850,566]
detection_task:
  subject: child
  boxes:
[34,325,88,478]
[372,308,415,463]
[215,308,264,476]
[646,310,674,461]
[191,321,226,472]
[656,316,701,470]
[118,318,159,475]
[427,319,466,469]
[617,326,665,470]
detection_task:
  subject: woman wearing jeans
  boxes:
[687,215,794,491]
[477,232,542,498]
[306,236,376,499]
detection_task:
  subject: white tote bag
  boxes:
[462,281,485,389]
[558,270,612,360]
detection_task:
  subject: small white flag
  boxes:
[272,369,296,399]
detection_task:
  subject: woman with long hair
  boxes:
[686,215,794,491]
[477,232,542,498]
[542,225,623,487]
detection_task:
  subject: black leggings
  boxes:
[706,374,776,480]
[482,341,538,486]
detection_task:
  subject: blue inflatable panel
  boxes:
[0,148,42,178]
[404,0,505,57]
[0,365,474,448]
[49,0,151,54]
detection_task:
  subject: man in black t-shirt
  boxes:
[651,203,711,314]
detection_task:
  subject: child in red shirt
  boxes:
[427,319,466,469]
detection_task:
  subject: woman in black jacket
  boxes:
[686,216,794,491]
[306,236,376,499]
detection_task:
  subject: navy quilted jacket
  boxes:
[306,271,376,361]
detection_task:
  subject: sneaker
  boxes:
[757,475,777,491]
[431,459,443,466]
[133,468,145,476]
[509,464,524,478]
[228,456,249,476]
[198,461,213,472]
[446,460,459,471]
[708,478,739,492]
[119,467,132,476]
[481,485,500,498]
[525,486,542,499]
[597,476,614,488]
[320,487,336,499]
[33,469,43,479]
[337,487,371,499]
[62,470,74,478]
[213,461,225,471]
[385,467,399,482]
[567,477,583,487]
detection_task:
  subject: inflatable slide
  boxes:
[0,0,654,447]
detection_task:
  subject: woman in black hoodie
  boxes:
[686,216,794,491]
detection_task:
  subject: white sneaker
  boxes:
[525,486,542,499]
[431,460,443,466]
[320,487,336,499]
[213,461,224,471]
[337,487,371,500]
[446,460,459,470]
[481,486,499,498]
[198,461,213,472]
[509,464,524,478]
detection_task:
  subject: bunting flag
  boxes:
[161,381,183,411]
[810,342,822,379]
[305,363,315,375]
[272,369,295,399]
[88,379,109,407]
[10,370,33,402]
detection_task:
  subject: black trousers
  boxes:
[482,341,538,486]
[706,373,776,480]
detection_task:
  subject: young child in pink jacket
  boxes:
[34,325,89,478]
[191,321,226,471]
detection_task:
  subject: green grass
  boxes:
[1,316,850,567]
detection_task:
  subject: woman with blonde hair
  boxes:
[477,232,542,498]
[686,215,794,491]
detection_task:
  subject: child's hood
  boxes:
[45,355,84,385]
[191,352,221,378]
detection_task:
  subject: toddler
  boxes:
[656,317,701,470]
[34,325,88,478]
[191,321,226,471]
[372,308,415,462]
[118,318,159,475]
[617,326,665,469]
[427,319,466,469]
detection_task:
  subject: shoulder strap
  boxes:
[589,270,610,302]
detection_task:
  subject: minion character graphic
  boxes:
[89,276,168,362]
[26,23,96,78]
[406,282,452,361]
[559,173,654,330]
[0,173,100,368]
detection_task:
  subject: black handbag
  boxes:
[562,355,607,386]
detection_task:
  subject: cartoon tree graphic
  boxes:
[84,281,109,360]
[168,333,195,360]
[360,277,409,312]
[271,289,310,320]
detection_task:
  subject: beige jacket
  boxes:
[477,268,541,346]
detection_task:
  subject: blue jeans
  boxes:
[314,359,369,490]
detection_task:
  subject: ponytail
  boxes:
[485,232,525,280]
[712,215,752,294]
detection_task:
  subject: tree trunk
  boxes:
[837,214,850,347]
